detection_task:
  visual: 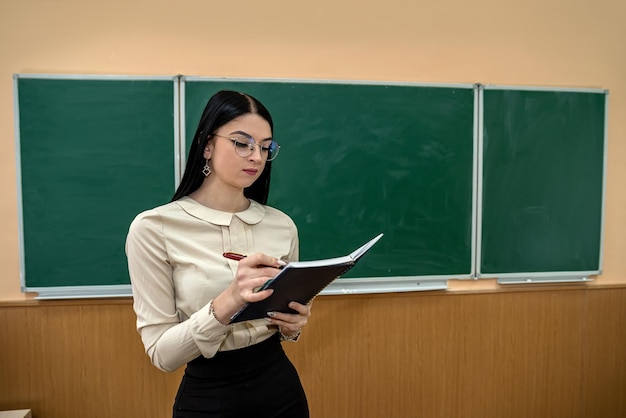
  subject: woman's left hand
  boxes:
[266,301,311,337]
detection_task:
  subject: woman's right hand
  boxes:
[229,253,285,304]
[211,253,284,323]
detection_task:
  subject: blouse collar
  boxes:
[175,196,265,226]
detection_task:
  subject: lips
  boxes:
[243,168,259,175]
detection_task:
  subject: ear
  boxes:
[203,142,213,160]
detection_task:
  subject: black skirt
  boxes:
[173,333,309,418]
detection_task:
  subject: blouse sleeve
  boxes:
[125,210,231,372]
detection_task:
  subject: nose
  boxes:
[248,144,264,161]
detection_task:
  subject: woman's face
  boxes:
[204,113,273,191]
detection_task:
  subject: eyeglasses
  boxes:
[212,134,281,161]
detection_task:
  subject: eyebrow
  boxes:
[229,130,273,142]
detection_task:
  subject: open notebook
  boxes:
[229,233,384,323]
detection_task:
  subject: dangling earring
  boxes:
[202,159,212,177]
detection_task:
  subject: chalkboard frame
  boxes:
[476,84,608,284]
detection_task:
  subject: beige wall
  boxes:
[1,0,625,300]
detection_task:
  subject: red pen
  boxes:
[223,252,286,268]
[223,252,247,261]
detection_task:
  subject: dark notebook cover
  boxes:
[229,233,383,323]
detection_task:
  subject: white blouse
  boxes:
[125,196,299,372]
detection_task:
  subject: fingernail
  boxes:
[277,259,287,267]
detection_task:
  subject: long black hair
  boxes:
[171,90,274,204]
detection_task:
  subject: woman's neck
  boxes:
[189,182,250,213]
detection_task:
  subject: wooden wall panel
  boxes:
[580,288,626,417]
[1,287,625,418]
[0,301,182,418]
[285,290,587,418]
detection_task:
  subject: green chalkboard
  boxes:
[480,87,606,276]
[16,75,177,295]
[183,78,476,278]
[17,76,605,297]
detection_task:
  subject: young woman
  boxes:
[126,90,311,417]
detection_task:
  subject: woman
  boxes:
[125,90,311,417]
